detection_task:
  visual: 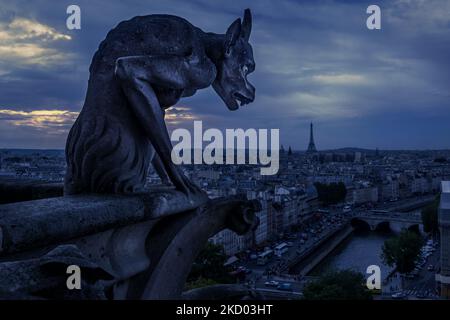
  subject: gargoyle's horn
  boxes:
[225,18,242,50]
[241,8,252,41]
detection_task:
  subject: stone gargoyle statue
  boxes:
[0,10,261,301]
[64,9,256,199]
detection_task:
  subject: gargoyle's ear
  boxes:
[225,18,241,57]
[241,8,252,42]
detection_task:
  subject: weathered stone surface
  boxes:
[0,188,206,255]
[0,196,260,300]
[135,198,260,299]
[0,244,113,299]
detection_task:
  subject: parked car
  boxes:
[277,283,293,292]
[391,292,407,299]
[264,280,279,287]
[236,266,252,274]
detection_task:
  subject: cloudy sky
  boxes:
[0,0,449,150]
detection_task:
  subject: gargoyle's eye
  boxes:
[242,65,249,74]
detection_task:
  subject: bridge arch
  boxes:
[350,218,371,231]
[386,221,423,234]
[374,221,391,233]
[351,218,392,232]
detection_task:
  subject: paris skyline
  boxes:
[0,0,449,150]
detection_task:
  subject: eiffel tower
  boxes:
[306,122,317,153]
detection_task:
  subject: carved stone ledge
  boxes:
[0,188,206,255]
[0,190,260,300]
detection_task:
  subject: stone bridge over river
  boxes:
[351,211,423,233]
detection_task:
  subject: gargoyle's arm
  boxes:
[114,55,214,195]
[152,153,170,185]
[116,55,216,91]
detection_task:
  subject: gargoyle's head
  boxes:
[213,9,255,111]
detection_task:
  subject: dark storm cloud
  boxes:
[0,0,449,149]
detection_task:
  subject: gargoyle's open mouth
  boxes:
[233,92,253,106]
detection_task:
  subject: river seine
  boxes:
[312,230,395,281]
